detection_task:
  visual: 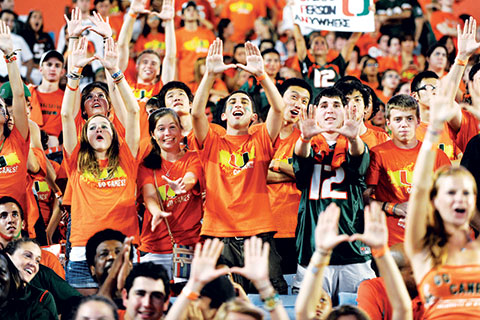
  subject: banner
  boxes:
[293,0,375,32]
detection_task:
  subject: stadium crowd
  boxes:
[1,0,480,319]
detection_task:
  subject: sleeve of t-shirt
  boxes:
[255,123,275,160]
[293,150,315,190]
[137,164,155,189]
[63,142,81,177]
[357,280,386,320]
[191,125,217,160]
[366,147,380,186]
[434,149,452,169]
[346,143,370,177]
[449,110,479,153]
[32,147,48,177]
[186,152,203,181]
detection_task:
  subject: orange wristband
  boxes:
[67,83,79,91]
[128,11,138,18]
[371,246,389,258]
[182,287,200,301]
[300,136,311,143]
[273,160,280,172]
[255,73,267,82]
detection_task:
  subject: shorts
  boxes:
[139,252,173,280]
[65,259,99,289]
[293,260,375,306]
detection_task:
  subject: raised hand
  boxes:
[350,202,388,250]
[457,17,480,58]
[64,7,90,38]
[230,236,270,286]
[314,203,350,252]
[97,37,119,73]
[236,42,265,77]
[298,105,323,140]
[0,21,13,54]
[189,239,230,287]
[205,38,236,76]
[329,103,361,140]
[155,0,175,20]
[70,37,97,68]
[89,11,112,38]
[429,78,457,127]
[162,175,187,195]
[129,0,150,15]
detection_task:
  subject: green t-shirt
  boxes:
[2,283,58,320]
[293,142,372,266]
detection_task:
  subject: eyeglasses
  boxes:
[415,84,436,92]
[366,62,378,67]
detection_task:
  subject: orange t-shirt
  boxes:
[33,159,64,226]
[220,0,266,43]
[25,147,48,237]
[430,11,463,41]
[416,121,462,161]
[28,86,65,137]
[109,13,124,40]
[193,124,276,237]
[419,264,480,319]
[134,33,166,56]
[360,127,390,150]
[268,129,301,238]
[63,142,140,247]
[40,249,65,279]
[137,151,203,254]
[126,76,163,100]
[0,127,29,212]
[358,277,425,320]
[176,27,215,88]
[367,140,450,246]
[450,110,480,153]
[377,55,401,73]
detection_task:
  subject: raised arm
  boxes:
[237,42,284,141]
[98,38,140,157]
[444,17,480,131]
[405,79,455,258]
[0,22,28,139]
[61,37,97,155]
[340,32,362,62]
[288,0,307,62]
[231,237,289,320]
[191,38,235,146]
[118,0,149,72]
[164,238,229,320]
[155,0,176,84]
[295,203,350,320]
[351,203,412,320]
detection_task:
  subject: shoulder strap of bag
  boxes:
[153,169,176,247]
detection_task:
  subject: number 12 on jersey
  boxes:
[309,164,347,200]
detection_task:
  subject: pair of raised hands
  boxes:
[316,202,388,252]
[206,38,266,79]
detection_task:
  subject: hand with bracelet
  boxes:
[350,202,389,255]
[230,236,289,319]
[96,38,122,81]
[67,37,97,89]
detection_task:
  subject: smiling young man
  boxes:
[121,262,170,320]
[292,86,375,304]
[266,78,311,275]
[191,39,287,293]
[0,196,23,250]
[365,94,450,247]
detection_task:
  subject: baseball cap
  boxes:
[0,82,31,100]
[182,0,197,12]
[39,50,64,66]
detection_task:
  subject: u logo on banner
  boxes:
[342,0,369,17]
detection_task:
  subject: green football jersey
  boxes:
[293,143,372,266]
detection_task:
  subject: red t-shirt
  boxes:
[28,86,65,137]
[137,151,203,254]
[367,140,450,246]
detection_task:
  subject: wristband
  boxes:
[55,191,63,199]
[111,70,123,79]
[300,136,311,143]
[181,287,200,301]
[371,245,389,258]
[255,73,267,82]
[262,291,280,312]
[112,74,125,84]
[382,202,395,215]
[427,127,442,136]
[4,55,16,64]
[69,36,79,40]
[71,66,83,76]
[128,11,138,18]
[455,58,468,66]
[4,49,20,60]
[67,83,79,91]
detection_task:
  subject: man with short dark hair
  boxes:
[292,86,374,303]
[121,262,170,320]
[0,195,23,250]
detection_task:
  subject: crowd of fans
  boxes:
[1,0,480,319]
